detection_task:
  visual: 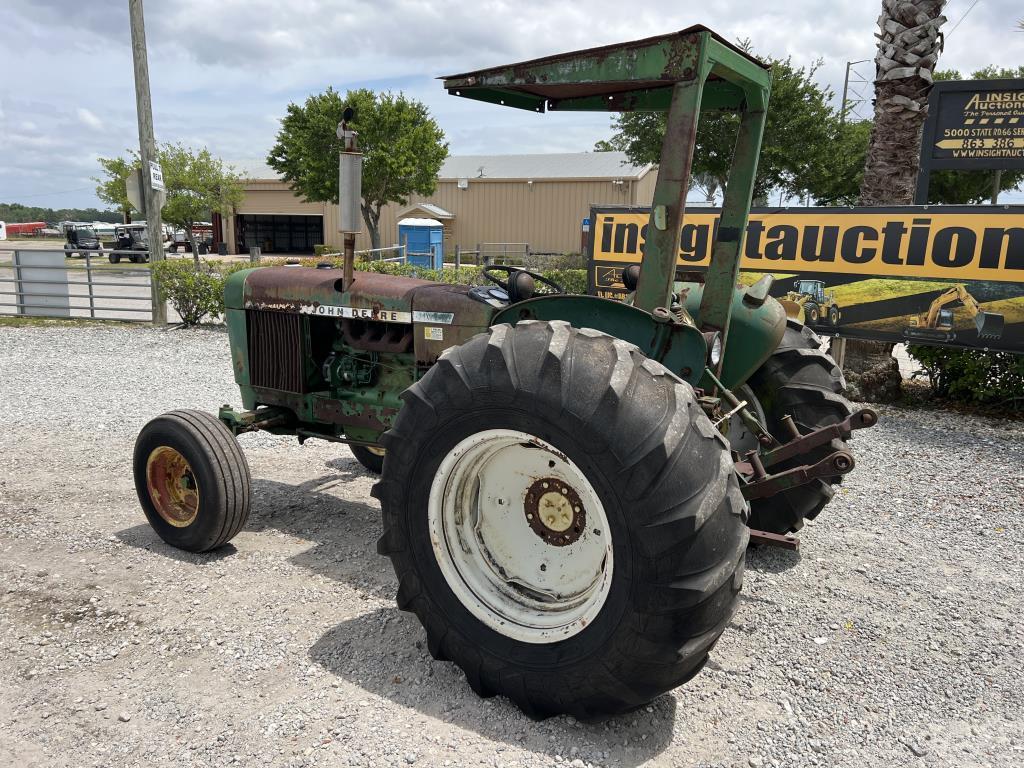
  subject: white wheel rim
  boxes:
[428,429,613,644]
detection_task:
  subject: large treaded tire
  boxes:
[373,320,749,720]
[133,410,251,552]
[745,320,853,534]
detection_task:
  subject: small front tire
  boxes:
[351,444,385,474]
[133,410,251,552]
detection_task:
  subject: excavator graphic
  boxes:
[904,284,1004,342]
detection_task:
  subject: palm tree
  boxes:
[859,1,948,205]
[842,2,947,400]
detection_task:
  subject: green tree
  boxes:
[595,56,842,203]
[268,87,449,250]
[158,143,244,267]
[94,156,137,223]
[0,202,121,224]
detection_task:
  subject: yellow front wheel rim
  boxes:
[146,446,200,527]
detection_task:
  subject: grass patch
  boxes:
[0,315,139,328]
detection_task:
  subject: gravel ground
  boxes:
[1,324,1022,768]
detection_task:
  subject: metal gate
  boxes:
[0,249,154,322]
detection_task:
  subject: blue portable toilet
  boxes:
[398,218,444,269]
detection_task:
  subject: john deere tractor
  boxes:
[133,27,876,719]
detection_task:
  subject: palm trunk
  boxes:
[859,0,947,205]
[847,0,947,402]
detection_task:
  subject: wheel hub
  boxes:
[428,429,613,644]
[145,446,199,527]
[525,477,585,545]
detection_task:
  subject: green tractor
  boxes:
[133,27,876,719]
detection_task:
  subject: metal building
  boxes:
[223,152,657,256]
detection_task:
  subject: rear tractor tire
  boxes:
[743,320,854,534]
[374,320,749,719]
[351,444,385,474]
[133,410,251,552]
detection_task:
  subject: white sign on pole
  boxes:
[149,161,165,191]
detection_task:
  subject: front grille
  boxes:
[247,310,305,392]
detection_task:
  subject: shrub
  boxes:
[259,256,588,294]
[152,260,225,326]
[909,344,1024,408]
[155,256,590,328]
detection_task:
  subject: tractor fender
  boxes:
[492,294,708,387]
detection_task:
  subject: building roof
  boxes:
[399,202,454,219]
[439,152,651,180]
[398,217,444,227]
[232,152,652,182]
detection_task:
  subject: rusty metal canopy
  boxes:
[441,25,771,113]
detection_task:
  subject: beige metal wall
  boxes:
[226,169,658,255]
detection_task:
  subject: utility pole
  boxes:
[129,0,167,325]
[991,169,1003,205]
[840,59,870,126]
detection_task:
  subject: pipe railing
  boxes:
[0,249,154,321]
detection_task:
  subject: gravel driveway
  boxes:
[1,324,1022,768]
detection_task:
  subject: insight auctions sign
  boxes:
[588,205,1024,354]
[916,79,1024,202]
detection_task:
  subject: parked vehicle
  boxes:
[110,224,150,264]
[63,223,103,258]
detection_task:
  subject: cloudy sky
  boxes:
[1,0,1022,209]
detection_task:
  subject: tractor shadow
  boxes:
[119,465,678,762]
[252,471,677,764]
[309,609,678,767]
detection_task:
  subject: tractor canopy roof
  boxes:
[440,25,771,114]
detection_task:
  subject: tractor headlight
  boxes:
[703,331,723,367]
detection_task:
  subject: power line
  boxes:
[3,186,97,200]
[947,0,983,37]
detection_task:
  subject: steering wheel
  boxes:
[482,265,565,302]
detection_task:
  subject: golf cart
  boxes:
[110,224,151,264]
[63,224,103,258]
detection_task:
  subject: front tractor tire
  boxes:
[133,410,251,552]
[744,320,854,534]
[374,321,749,719]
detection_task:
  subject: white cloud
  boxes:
[1,0,1023,207]
[76,107,104,131]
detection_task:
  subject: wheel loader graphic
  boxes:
[780,279,841,327]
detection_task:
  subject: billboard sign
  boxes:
[588,205,1024,354]
[916,78,1024,202]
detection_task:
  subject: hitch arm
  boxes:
[761,408,878,469]
[740,451,855,501]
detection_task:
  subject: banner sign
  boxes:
[588,205,1024,354]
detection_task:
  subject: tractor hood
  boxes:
[228,266,494,327]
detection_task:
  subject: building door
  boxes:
[236,214,324,254]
